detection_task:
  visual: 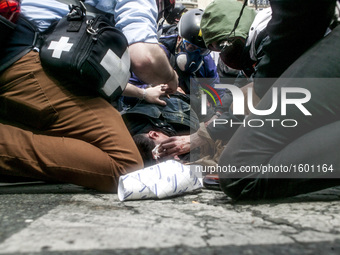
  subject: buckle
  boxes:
[67,4,86,21]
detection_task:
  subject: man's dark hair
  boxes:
[133,133,157,167]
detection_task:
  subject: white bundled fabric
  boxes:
[118,160,203,201]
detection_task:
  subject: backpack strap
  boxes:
[226,0,248,39]
[55,0,106,17]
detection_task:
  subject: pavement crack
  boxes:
[250,209,339,236]
[200,218,211,247]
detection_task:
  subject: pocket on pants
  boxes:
[0,72,58,129]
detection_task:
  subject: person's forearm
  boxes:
[122,83,145,99]
[129,43,178,90]
[190,132,206,149]
[122,84,168,106]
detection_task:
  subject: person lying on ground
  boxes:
[121,92,200,167]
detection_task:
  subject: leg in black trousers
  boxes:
[218,25,340,200]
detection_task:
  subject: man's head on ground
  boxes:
[200,0,256,69]
[133,131,170,167]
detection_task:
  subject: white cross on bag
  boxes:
[48,36,73,59]
[100,49,131,96]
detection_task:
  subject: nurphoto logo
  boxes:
[200,82,312,128]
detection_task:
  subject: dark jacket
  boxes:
[254,0,337,98]
[122,92,200,136]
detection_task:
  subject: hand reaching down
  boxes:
[158,135,191,159]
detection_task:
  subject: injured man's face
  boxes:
[147,130,170,143]
[147,131,170,160]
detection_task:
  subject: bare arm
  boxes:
[122,84,167,106]
[128,43,178,94]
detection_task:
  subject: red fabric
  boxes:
[0,0,20,23]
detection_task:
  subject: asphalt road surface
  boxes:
[1,182,340,255]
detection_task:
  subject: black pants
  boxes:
[218,24,340,200]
